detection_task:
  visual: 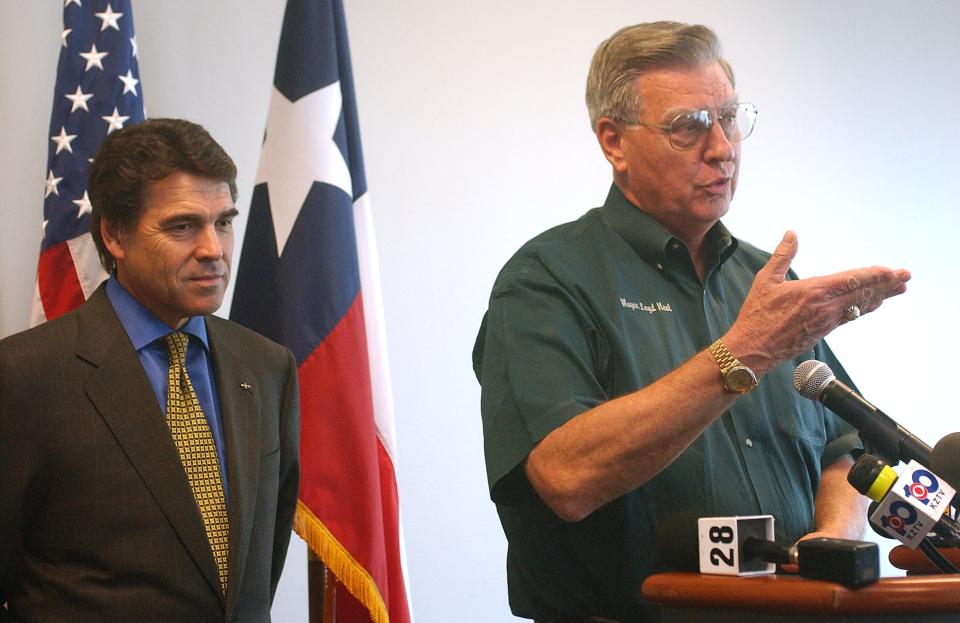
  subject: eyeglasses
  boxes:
[626,103,759,151]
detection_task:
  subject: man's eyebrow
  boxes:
[160,206,239,225]
[660,99,741,120]
[660,106,696,119]
[161,212,204,225]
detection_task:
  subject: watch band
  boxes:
[709,339,740,374]
[709,339,757,393]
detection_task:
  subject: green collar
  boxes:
[598,183,738,274]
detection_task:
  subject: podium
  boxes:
[641,572,960,622]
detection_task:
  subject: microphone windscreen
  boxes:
[656,511,701,571]
[793,360,835,400]
[847,453,889,497]
[931,432,960,491]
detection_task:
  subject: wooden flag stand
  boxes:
[308,550,337,623]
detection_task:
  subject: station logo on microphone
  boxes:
[872,461,955,546]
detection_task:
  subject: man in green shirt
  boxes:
[473,22,911,623]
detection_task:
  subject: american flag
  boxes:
[32,0,143,325]
[231,0,411,621]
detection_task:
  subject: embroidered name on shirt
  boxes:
[620,297,673,313]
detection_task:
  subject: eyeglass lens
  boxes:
[670,104,756,150]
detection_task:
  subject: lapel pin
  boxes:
[240,382,251,391]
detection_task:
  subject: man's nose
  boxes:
[195,225,224,260]
[702,120,736,162]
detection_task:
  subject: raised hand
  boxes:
[724,231,910,376]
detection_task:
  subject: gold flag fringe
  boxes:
[294,500,390,623]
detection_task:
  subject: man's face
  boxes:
[103,171,237,328]
[611,61,741,241]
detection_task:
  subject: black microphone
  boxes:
[656,512,879,586]
[932,433,960,491]
[847,453,960,546]
[793,360,932,466]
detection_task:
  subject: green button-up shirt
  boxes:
[473,184,859,622]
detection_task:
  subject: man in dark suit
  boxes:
[0,118,300,621]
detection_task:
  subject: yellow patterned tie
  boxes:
[164,331,230,594]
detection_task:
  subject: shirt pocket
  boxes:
[761,382,828,446]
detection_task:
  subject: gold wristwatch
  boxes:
[709,339,757,394]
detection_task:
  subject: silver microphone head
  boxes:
[793,360,836,400]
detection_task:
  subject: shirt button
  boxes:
[670,241,681,250]
[745,438,754,448]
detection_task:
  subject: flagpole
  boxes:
[307,550,334,623]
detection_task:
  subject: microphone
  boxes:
[931,432,960,491]
[793,360,932,466]
[847,453,960,547]
[656,512,879,586]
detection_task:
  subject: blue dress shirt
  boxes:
[106,277,229,499]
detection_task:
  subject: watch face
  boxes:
[726,366,758,393]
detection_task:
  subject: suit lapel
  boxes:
[78,288,224,602]
[206,317,261,615]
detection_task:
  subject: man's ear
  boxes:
[595,117,629,174]
[100,217,125,262]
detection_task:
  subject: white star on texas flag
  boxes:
[254,82,352,254]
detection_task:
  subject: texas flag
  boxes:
[230,1,411,621]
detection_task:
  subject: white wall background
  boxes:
[2,1,959,621]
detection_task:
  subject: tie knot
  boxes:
[164,331,189,366]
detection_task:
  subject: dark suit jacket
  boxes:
[0,286,300,622]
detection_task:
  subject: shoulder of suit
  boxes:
[0,305,82,355]
[204,315,292,358]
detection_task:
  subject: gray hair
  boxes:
[585,21,735,129]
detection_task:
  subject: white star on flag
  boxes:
[118,69,139,96]
[254,82,352,254]
[79,44,108,71]
[95,3,123,31]
[65,86,93,113]
[61,28,72,48]
[45,170,63,198]
[130,36,138,58]
[51,127,78,154]
[72,191,93,217]
[101,107,129,133]
[64,0,81,7]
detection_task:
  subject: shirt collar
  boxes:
[105,277,210,352]
[599,183,738,271]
